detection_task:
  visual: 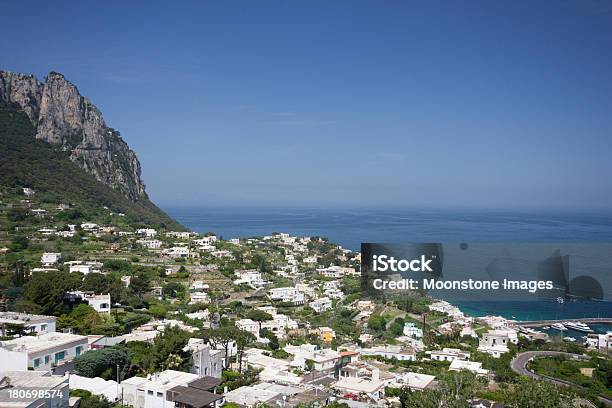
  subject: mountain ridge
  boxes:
[0,70,184,230]
[0,70,146,201]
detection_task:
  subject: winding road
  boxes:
[511,351,612,406]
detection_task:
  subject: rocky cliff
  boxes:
[0,70,146,201]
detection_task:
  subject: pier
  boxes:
[517,317,612,328]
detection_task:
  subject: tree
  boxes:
[200,327,239,369]
[389,317,405,336]
[235,330,256,373]
[367,314,387,332]
[149,304,168,319]
[24,271,83,315]
[81,273,110,293]
[502,378,573,408]
[129,273,151,298]
[69,390,113,408]
[305,359,315,372]
[10,235,29,251]
[260,328,279,350]
[74,346,133,379]
[58,304,102,334]
[150,325,191,372]
[246,309,273,331]
[163,282,186,299]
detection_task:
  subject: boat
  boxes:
[551,323,567,331]
[563,336,576,342]
[543,326,550,330]
[563,321,594,333]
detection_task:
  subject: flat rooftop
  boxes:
[0,332,87,353]
[0,312,56,325]
[0,370,67,388]
[122,370,198,391]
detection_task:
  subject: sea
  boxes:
[165,206,612,331]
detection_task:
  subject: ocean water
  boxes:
[165,206,612,320]
[165,207,612,251]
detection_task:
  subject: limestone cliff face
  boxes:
[0,70,146,201]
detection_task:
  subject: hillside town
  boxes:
[1,188,611,408]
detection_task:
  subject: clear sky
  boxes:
[2,1,612,210]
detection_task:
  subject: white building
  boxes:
[295,283,316,298]
[193,236,217,246]
[429,348,470,362]
[333,376,386,402]
[136,228,157,237]
[303,256,317,264]
[480,329,518,346]
[189,292,211,305]
[224,384,279,407]
[324,288,345,300]
[86,294,112,314]
[137,239,162,249]
[403,322,423,339]
[162,246,190,258]
[122,370,197,408]
[391,372,436,391]
[80,222,99,231]
[0,332,88,371]
[477,329,517,357]
[317,265,354,278]
[449,359,489,376]
[66,260,104,274]
[233,269,266,288]
[185,338,223,378]
[69,375,121,403]
[268,287,305,305]
[361,345,417,361]
[191,281,210,291]
[236,319,260,338]
[41,252,61,266]
[69,292,111,314]
[166,231,194,239]
[310,297,332,313]
[477,344,510,358]
[0,312,57,336]
[0,371,69,408]
[586,332,612,350]
[260,314,298,339]
[285,346,340,371]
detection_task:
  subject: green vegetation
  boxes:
[0,101,183,230]
[530,355,612,398]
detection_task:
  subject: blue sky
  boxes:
[2,1,612,210]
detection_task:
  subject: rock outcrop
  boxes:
[0,70,146,201]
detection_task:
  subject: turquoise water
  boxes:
[455,300,612,323]
[166,206,612,319]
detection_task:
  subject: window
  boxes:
[148,390,154,396]
[34,358,40,368]
[157,392,163,398]
[76,346,82,356]
[45,355,50,364]
[41,324,47,332]
[55,351,66,362]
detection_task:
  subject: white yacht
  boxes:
[551,323,567,331]
[563,321,594,333]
